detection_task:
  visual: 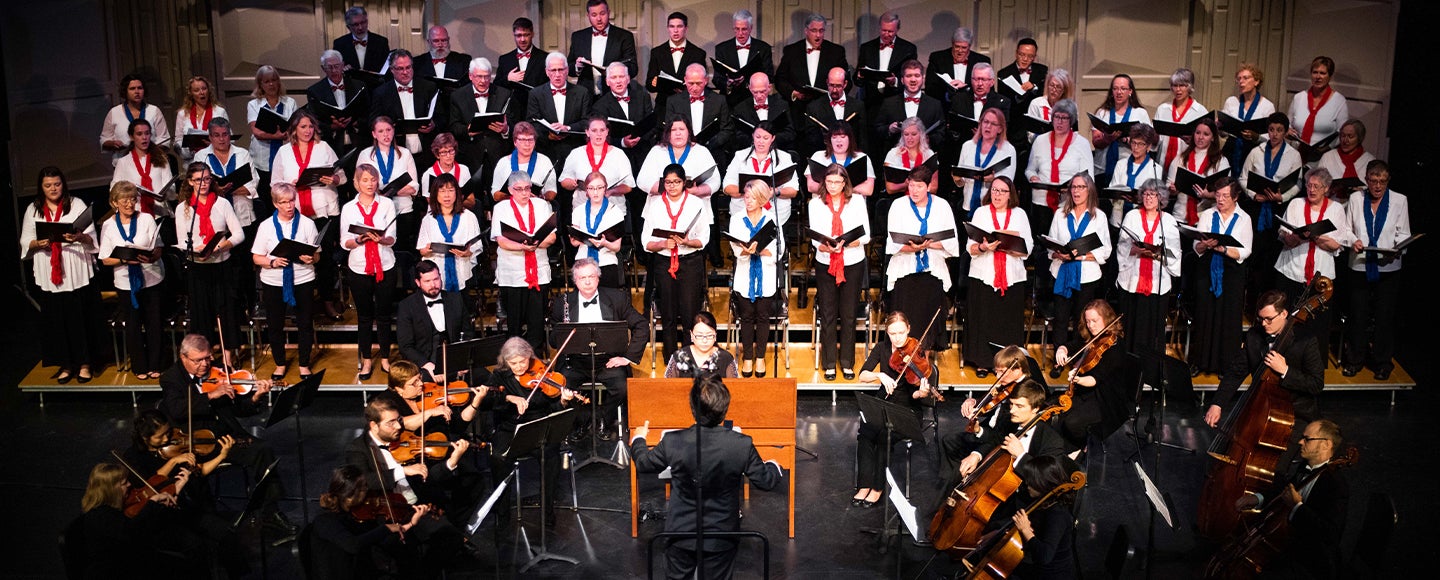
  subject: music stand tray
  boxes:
[551,321,633,471]
[445,335,507,381]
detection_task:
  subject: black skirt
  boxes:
[964,279,1026,366]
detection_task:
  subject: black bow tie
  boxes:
[426,299,443,307]
[582,298,597,307]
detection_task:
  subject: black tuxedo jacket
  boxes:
[856,37,918,104]
[368,78,446,151]
[1273,460,1350,577]
[396,291,465,370]
[525,82,591,126]
[1214,328,1325,421]
[924,49,991,104]
[305,77,371,153]
[994,61,1048,105]
[711,38,775,103]
[663,91,732,151]
[803,89,869,155]
[974,414,1067,464]
[731,94,794,151]
[449,83,517,165]
[549,287,649,363]
[630,425,784,550]
[568,26,639,94]
[873,92,946,151]
[342,434,454,505]
[413,51,472,84]
[496,48,549,120]
[948,88,1013,146]
[159,363,262,438]
[775,40,849,100]
[333,33,391,73]
[645,43,708,113]
[592,82,657,153]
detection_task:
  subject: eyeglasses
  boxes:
[663,178,686,185]
[1257,313,1283,325]
[1299,436,1329,444]
[435,148,456,155]
[691,332,716,340]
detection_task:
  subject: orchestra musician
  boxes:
[1274,167,1354,364]
[955,379,1066,479]
[665,312,740,379]
[99,181,165,380]
[21,168,99,386]
[341,163,397,380]
[109,119,173,216]
[1204,290,1324,428]
[809,164,872,381]
[487,337,583,524]
[1189,177,1253,376]
[964,176,1032,372]
[251,183,320,381]
[310,464,432,579]
[941,346,1047,476]
[629,374,785,580]
[77,462,192,577]
[1342,160,1407,380]
[396,261,466,382]
[100,73,171,165]
[173,75,228,164]
[551,258,648,441]
[854,312,940,507]
[1052,300,1129,454]
[491,170,557,350]
[982,454,1081,579]
[568,0,638,96]
[885,166,959,352]
[372,360,487,439]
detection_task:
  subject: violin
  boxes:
[1057,314,1123,398]
[157,426,243,463]
[887,308,944,401]
[420,379,475,407]
[387,431,489,465]
[110,450,183,518]
[965,358,1025,435]
[959,470,1087,579]
[349,492,421,524]
[517,330,590,405]
[199,366,283,396]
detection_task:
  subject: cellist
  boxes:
[956,381,1066,480]
[1203,290,1324,429]
[853,311,940,508]
[962,454,1081,580]
[939,345,1046,478]
[1052,299,1130,455]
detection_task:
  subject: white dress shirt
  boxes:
[175,196,244,264]
[340,196,398,275]
[1274,197,1354,283]
[252,213,319,286]
[885,194,961,290]
[491,198,556,287]
[99,212,165,289]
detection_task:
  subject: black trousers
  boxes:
[655,252,707,360]
[1115,288,1172,360]
[964,280,1026,367]
[893,272,949,351]
[1343,268,1400,370]
[731,292,776,360]
[38,285,102,370]
[665,542,738,580]
[500,286,547,351]
[856,421,902,490]
[346,267,397,360]
[261,280,315,367]
[1277,276,1334,367]
[1056,388,1103,452]
[1051,280,1099,352]
[186,261,241,350]
[312,216,341,302]
[816,261,865,369]
[121,285,167,374]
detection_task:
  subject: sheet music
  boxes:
[886,469,922,541]
[1134,462,1174,528]
[466,476,511,535]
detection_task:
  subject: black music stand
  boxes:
[445,335,507,383]
[503,408,579,573]
[855,392,925,553]
[232,459,281,577]
[550,321,632,471]
[266,369,324,520]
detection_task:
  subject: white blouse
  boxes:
[967,204,1032,288]
[1025,131,1093,207]
[98,212,165,290]
[636,144,722,197]
[1345,190,1410,273]
[1287,89,1349,146]
[641,192,711,258]
[173,105,230,162]
[175,195,244,264]
[1274,197,1355,284]
[270,140,342,218]
[359,145,420,214]
[570,200,626,267]
[252,213,320,286]
[1190,207,1254,263]
[1220,95,1277,145]
[1239,142,1304,204]
[728,211,780,298]
[340,196,399,275]
[417,210,484,289]
[246,96,298,172]
[560,143,637,213]
[1316,148,1376,183]
[100,104,170,166]
[722,148,800,226]
[490,151,558,199]
[1107,154,1166,225]
[1115,209,1182,295]
[420,163,473,207]
[1046,208,1112,283]
[1093,106,1155,176]
[956,139,1018,213]
[18,198,98,292]
[807,195,871,267]
[491,197,556,287]
[885,194,961,291]
[110,151,176,207]
[195,146,260,226]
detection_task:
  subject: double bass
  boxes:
[928,396,1073,552]
[959,470,1087,579]
[1196,276,1333,539]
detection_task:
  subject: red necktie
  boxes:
[42,204,64,286]
[1136,211,1159,295]
[1303,198,1329,283]
[397,86,413,93]
[827,195,846,283]
[357,200,384,281]
[593,28,607,37]
[991,206,1011,295]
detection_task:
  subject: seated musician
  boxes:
[1052,299,1130,455]
[372,360,489,436]
[396,261,466,382]
[994,454,1080,579]
[1230,419,1350,580]
[158,333,295,536]
[488,337,584,525]
[853,311,940,507]
[940,345,1043,475]
[343,398,473,572]
[629,373,784,580]
[956,379,1066,478]
[550,258,648,443]
[1203,290,1324,428]
[311,464,432,579]
[77,462,195,578]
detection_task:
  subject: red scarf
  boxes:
[1041,106,1050,121]
[431,161,461,182]
[1048,132,1074,209]
[990,205,1012,295]
[1136,210,1160,295]
[1183,151,1212,225]
[1300,87,1333,143]
[1338,146,1366,179]
[190,194,216,247]
[188,105,213,133]
[826,194,846,283]
[586,143,610,173]
[1162,98,1194,170]
[293,141,317,217]
[42,203,64,286]
[357,199,384,281]
[1303,197,1330,283]
[131,150,155,214]
[900,149,917,169]
[662,193,689,278]
[509,199,540,289]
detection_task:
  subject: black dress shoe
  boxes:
[356,369,372,381]
[755,366,766,378]
[263,512,298,536]
[76,372,92,384]
[841,368,855,380]
[56,371,73,385]
[824,370,837,381]
[1341,364,1360,377]
[975,367,990,379]
[741,368,753,378]
[1048,367,1062,379]
[1374,366,1393,381]
[1190,365,1203,378]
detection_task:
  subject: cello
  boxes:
[928,396,1073,552]
[959,470,1087,579]
[1196,276,1333,539]
[1204,446,1357,579]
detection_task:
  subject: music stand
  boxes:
[232,459,281,577]
[854,392,925,553]
[551,321,633,471]
[503,408,579,573]
[266,369,325,520]
[445,335,507,382]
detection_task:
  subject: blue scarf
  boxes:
[1053,210,1091,298]
[272,213,299,306]
[1363,190,1390,282]
[1227,95,1262,178]
[435,212,462,292]
[1103,107,1132,177]
[968,140,1000,216]
[265,102,285,169]
[831,153,852,167]
[510,149,538,177]
[1123,155,1149,214]
[113,214,143,309]
[583,197,610,262]
[1257,142,1287,230]
[1209,210,1239,297]
[375,145,397,186]
[909,196,933,273]
[742,215,768,301]
[667,144,692,166]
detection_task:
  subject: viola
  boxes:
[420,379,474,407]
[157,426,242,463]
[349,492,418,524]
[122,472,181,518]
[518,358,590,404]
[200,366,283,396]
[960,470,1087,579]
[887,308,945,401]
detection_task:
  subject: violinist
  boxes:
[77,462,194,578]
[956,380,1065,479]
[311,464,431,580]
[123,409,232,485]
[940,345,1046,477]
[487,337,583,525]
[1227,419,1350,580]
[853,312,940,507]
[1205,290,1324,428]
[1052,299,1129,454]
[373,360,488,435]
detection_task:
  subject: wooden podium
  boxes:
[626,377,798,538]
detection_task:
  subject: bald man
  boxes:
[730,73,793,152]
[802,67,868,157]
[662,63,732,154]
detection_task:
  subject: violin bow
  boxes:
[1060,313,1125,369]
[109,450,162,496]
[523,329,578,406]
[215,316,232,375]
[365,440,402,534]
